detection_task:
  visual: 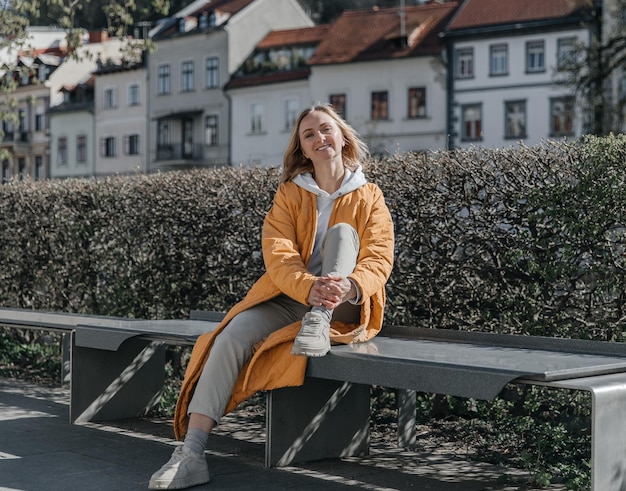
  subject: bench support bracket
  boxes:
[70,333,166,424]
[265,377,370,467]
[523,373,626,491]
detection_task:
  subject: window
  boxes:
[35,113,44,131]
[38,64,47,82]
[18,158,25,179]
[205,115,218,146]
[526,41,545,73]
[125,134,140,155]
[550,97,574,137]
[57,137,67,165]
[456,47,474,79]
[250,103,264,133]
[103,88,117,109]
[408,87,426,118]
[77,135,87,162]
[284,98,299,130]
[490,44,508,76]
[461,104,482,141]
[557,37,577,69]
[181,61,194,92]
[128,84,140,105]
[505,101,526,139]
[35,156,43,179]
[371,91,389,120]
[18,110,26,132]
[205,57,219,88]
[157,120,170,146]
[101,136,116,157]
[178,18,186,32]
[1,160,9,183]
[158,64,171,95]
[329,94,346,119]
[199,12,208,30]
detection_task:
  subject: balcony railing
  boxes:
[156,143,204,161]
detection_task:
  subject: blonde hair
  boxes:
[281,103,369,183]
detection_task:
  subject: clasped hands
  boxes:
[308,274,356,309]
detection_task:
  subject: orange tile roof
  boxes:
[308,2,459,65]
[257,24,330,49]
[225,67,311,89]
[447,0,593,31]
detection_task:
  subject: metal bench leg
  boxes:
[70,333,166,424]
[398,389,416,447]
[265,377,370,467]
[535,373,626,491]
[61,332,71,386]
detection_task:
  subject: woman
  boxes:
[149,103,394,489]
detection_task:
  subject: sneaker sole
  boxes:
[149,471,210,490]
[291,345,330,357]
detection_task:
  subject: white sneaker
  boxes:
[291,311,331,357]
[148,446,210,489]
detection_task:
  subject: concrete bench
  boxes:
[2,307,626,490]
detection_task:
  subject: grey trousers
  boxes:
[187,222,360,423]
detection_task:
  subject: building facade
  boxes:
[442,0,596,149]
[147,0,313,172]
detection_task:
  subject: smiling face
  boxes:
[298,110,344,165]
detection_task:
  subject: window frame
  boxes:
[407,87,427,119]
[103,87,117,109]
[76,134,87,163]
[504,100,527,139]
[284,97,299,131]
[128,84,140,106]
[489,44,508,76]
[124,134,140,155]
[157,64,171,95]
[550,96,575,137]
[101,136,117,157]
[205,115,218,146]
[181,60,194,92]
[526,40,545,73]
[250,102,265,134]
[57,136,68,165]
[205,57,219,89]
[461,103,482,142]
[329,94,346,120]
[371,90,389,120]
[455,47,474,79]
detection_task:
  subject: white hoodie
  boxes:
[292,164,367,276]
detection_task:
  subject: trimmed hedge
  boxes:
[1,134,626,342]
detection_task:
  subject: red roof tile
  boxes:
[225,67,311,89]
[308,2,459,65]
[257,24,330,49]
[447,0,593,31]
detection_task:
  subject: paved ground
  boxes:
[0,377,565,491]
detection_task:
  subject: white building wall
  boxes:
[225,0,312,74]
[229,80,312,167]
[49,110,94,179]
[309,57,449,155]
[451,27,590,149]
[95,68,149,176]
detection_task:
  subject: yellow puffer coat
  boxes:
[174,180,394,439]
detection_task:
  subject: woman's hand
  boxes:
[308,274,356,309]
